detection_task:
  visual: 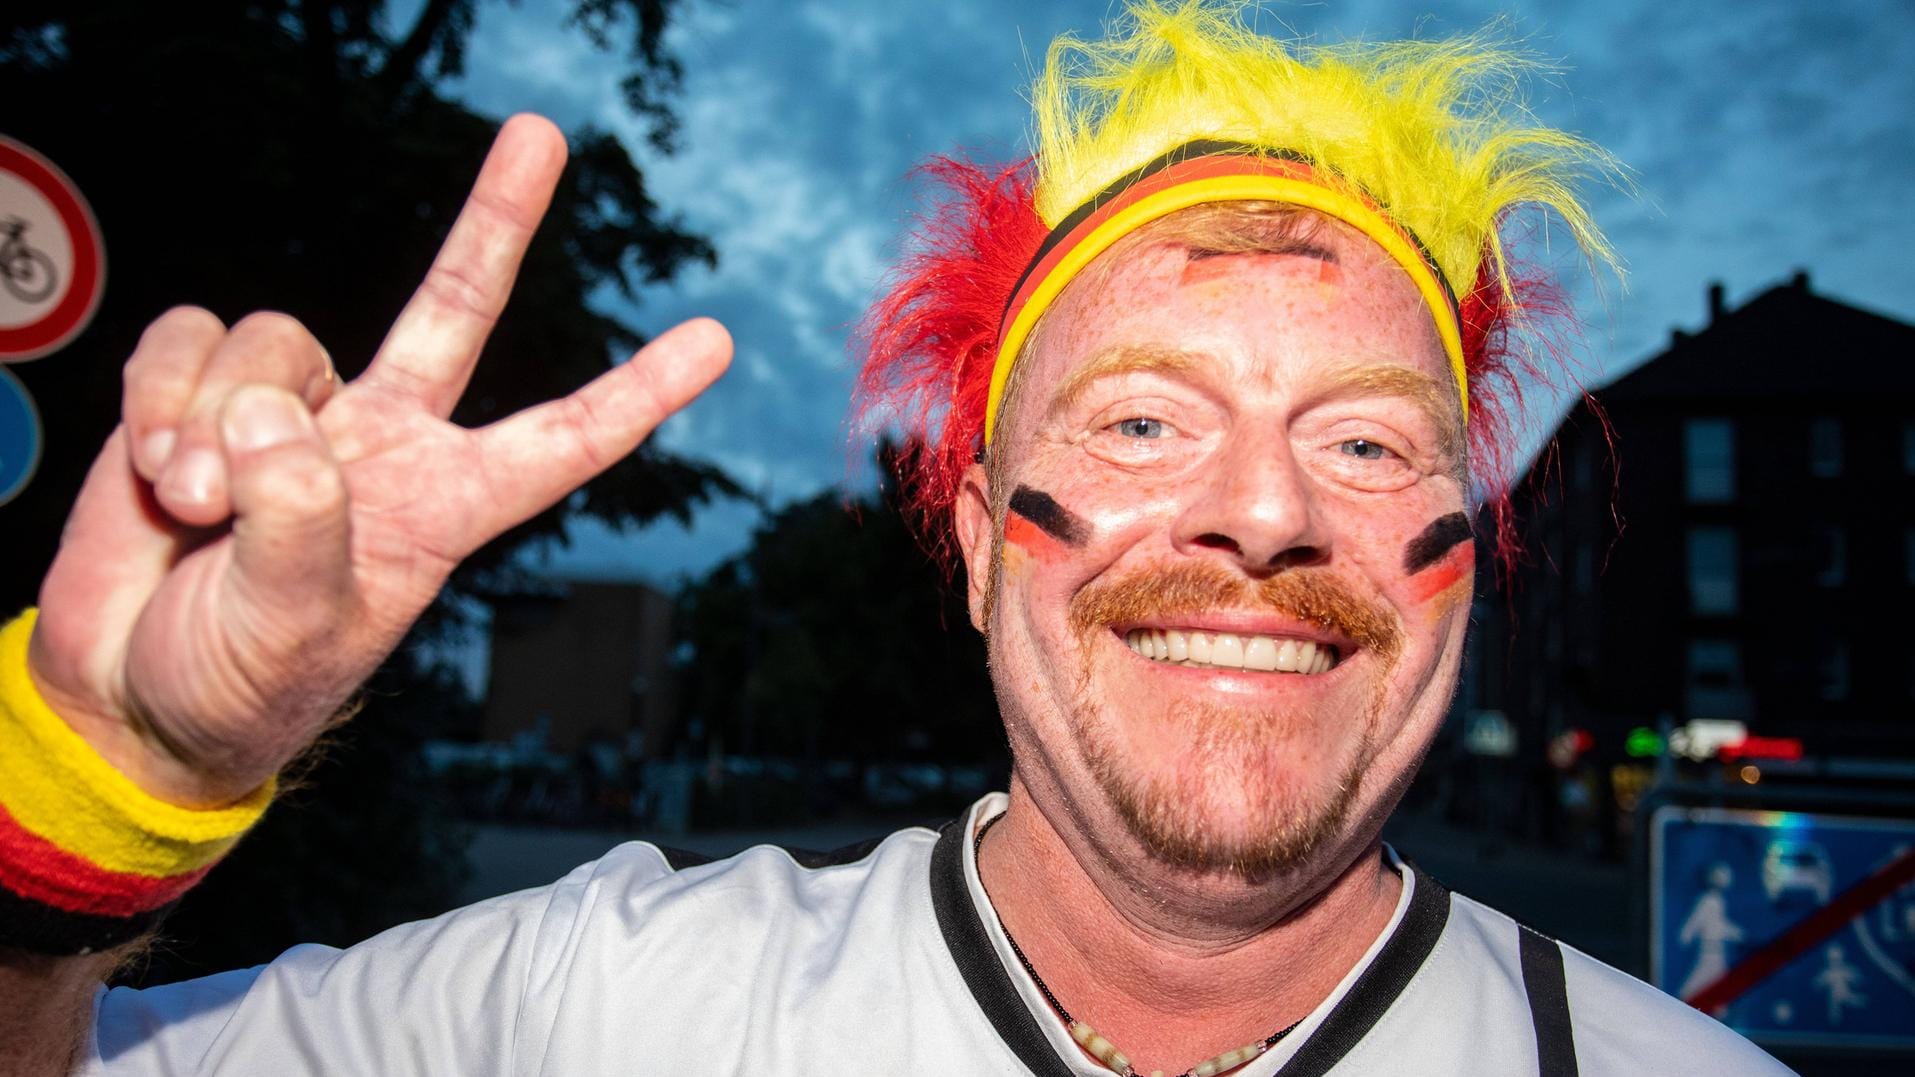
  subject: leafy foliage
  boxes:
[677,443,1006,768]
[0,0,735,982]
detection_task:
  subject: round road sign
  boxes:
[0,366,41,505]
[0,135,106,362]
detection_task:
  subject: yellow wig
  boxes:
[855,0,1623,570]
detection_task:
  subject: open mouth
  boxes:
[1121,628,1341,674]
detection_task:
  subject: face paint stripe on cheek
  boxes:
[1407,543,1473,604]
[1008,485,1089,547]
[1402,512,1473,574]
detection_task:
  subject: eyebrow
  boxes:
[1312,363,1464,463]
[1047,344,1204,419]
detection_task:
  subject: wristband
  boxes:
[0,610,273,954]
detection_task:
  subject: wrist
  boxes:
[0,610,273,955]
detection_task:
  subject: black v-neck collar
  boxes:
[927,817,1452,1077]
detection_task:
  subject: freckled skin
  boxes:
[954,216,1474,1072]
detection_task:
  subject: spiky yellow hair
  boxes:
[1031,0,1620,301]
[854,0,1623,574]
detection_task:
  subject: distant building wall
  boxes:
[482,581,678,755]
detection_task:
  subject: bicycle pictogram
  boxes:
[1,216,58,304]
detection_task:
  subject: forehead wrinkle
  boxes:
[1046,344,1207,421]
[1311,363,1462,462]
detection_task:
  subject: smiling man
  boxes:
[2,3,1787,1075]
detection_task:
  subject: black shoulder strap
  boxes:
[1518,925,1579,1077]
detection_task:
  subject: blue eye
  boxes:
[1115,417,1169,439]
[1340,439,1390,461]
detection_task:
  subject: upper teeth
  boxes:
[1124,628,1337,674]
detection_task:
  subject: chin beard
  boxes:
[1073,693,1378,884]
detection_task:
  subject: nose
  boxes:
[1171,428,1328,574]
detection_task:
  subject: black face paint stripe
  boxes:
[1008,486,1089,547]
[1402,512,1473,574]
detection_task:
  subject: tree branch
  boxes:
[375,0,460,96]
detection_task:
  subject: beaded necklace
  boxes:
[973,815,1302,1077]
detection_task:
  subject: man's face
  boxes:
[957,215,1475,882]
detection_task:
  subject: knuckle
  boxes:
[230,310,317,355]
[558,395,614,473]
[419,263,500,325]
[153,304,226,341]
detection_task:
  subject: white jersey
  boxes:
[82,794,1787,1075]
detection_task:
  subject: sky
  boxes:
[442,0,1915,586]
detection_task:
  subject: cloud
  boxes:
[449,0,1915,578]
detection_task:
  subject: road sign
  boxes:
[1650,804,1915,1050]
[0,366,41,505]
[0,135,105,361]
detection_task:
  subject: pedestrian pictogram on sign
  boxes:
[1651,805,1915,1050]
[0,135,105,362]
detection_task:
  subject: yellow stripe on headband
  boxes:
[985,167,1468,445]
[0,611,272,877]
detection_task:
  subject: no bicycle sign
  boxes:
[0,134,105,362]
[1650,804,1915,1051]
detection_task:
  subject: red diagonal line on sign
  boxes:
[1685,845,1915,1014]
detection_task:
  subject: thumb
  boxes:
[220,386,356,623]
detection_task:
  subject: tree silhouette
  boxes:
[0,0,738,983]
[676,441,1007,805]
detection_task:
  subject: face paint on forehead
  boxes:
[1403,512,1475,605]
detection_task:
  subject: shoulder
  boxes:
[1442,890,1793,1076]
[84,825,945,1073]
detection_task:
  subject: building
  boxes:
[482,580,681,757]
[1465,273,1915,827]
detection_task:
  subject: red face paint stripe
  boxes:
[1005,511,1070,561]
[1408,543,1474,604]
[0,798,212,916]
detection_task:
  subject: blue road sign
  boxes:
[0,366,40,505]
[1651,805,1915,1050]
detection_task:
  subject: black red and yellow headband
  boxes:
[985,141,1468,444]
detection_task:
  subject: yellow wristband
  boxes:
[0,610,272,877]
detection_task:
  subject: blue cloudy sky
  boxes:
[444,0,1915,585]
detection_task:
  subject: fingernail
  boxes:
[139,429,177,473]
[223,387,311,452]
[165,449,222,505]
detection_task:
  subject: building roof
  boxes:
[1598,274,1915,404]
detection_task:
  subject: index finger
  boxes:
[361,113,568,416]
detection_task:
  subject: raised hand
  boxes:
[26,115,732,808]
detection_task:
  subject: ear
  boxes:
[954,461,996,633]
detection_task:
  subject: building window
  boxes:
[1684,419,1734,502]
[1814,527,1847,588]
[1688,527,1739,614]
[1818,640,1850,702]
[1687,639,1747,720]
[1809,418,1843,478]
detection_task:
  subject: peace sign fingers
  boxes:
[468,316,733,548]
[361,113,568,417]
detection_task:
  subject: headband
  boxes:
[985,141,1467,444]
